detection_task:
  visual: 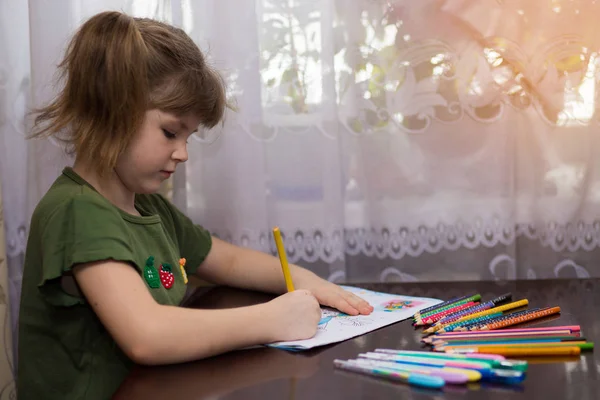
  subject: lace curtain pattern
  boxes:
[184,0,600,283]
[2,0,600,368]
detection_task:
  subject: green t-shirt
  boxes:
[17,167,212,399]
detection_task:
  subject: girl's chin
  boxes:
[131,181,162,195]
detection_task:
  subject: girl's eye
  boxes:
[162,129,176,139]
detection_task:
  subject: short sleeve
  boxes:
[153,195,212,276]
[38,194,136,307]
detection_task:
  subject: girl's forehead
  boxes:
[153,109,200,133]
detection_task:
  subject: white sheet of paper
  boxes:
[268,285,442,350]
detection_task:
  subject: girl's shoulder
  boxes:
[134,192,183,222]
[32,168,120,227]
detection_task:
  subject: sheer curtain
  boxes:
[2,0,600,373]
[184,0,600,284]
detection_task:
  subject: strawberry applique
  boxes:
[159,264,175,289]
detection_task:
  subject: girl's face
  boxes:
[114,109,201,194]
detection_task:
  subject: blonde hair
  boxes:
[30,11,226,176]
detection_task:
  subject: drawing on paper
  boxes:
[377,299,425,312]
[317,309,339,330]
[269,286,442,350]
[317,308,375,330]
[336,316,374,327]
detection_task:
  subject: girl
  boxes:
[17,11,373,400]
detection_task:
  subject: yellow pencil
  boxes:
[273,227,295,292]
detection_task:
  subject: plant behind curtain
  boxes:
[3,0,600,368]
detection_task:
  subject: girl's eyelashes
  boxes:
[162,129,177,139]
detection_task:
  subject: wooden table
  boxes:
[114,279,600,399]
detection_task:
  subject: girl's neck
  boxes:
[73,160,140,216]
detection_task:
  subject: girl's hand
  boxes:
[265,290,322,342]
[303,280,374,316]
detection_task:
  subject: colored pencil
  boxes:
[423,299,529,334]
[505,313,562,329]
[413,296,468,320]
[272,227,295,292]
[519,356,582,365]
[432,325,580,336]
[435,293,513,325]
[438,312,504,333]
[334,359,445,389]
[432,336,584,346]
[415,294,482,321]
[454,308,544,332]
[429,310,518,334]
[432,303,490,326]
[478,307,561,331]
[429,331,580,341]
[418,302,480,326]
[460,307,539,326]
[437,342,593,352]
[431,332,580,341]
[446,346,582,357]
[431,323,576,336]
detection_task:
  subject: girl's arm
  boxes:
[195,237,374,316]
[73,260,321,365]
